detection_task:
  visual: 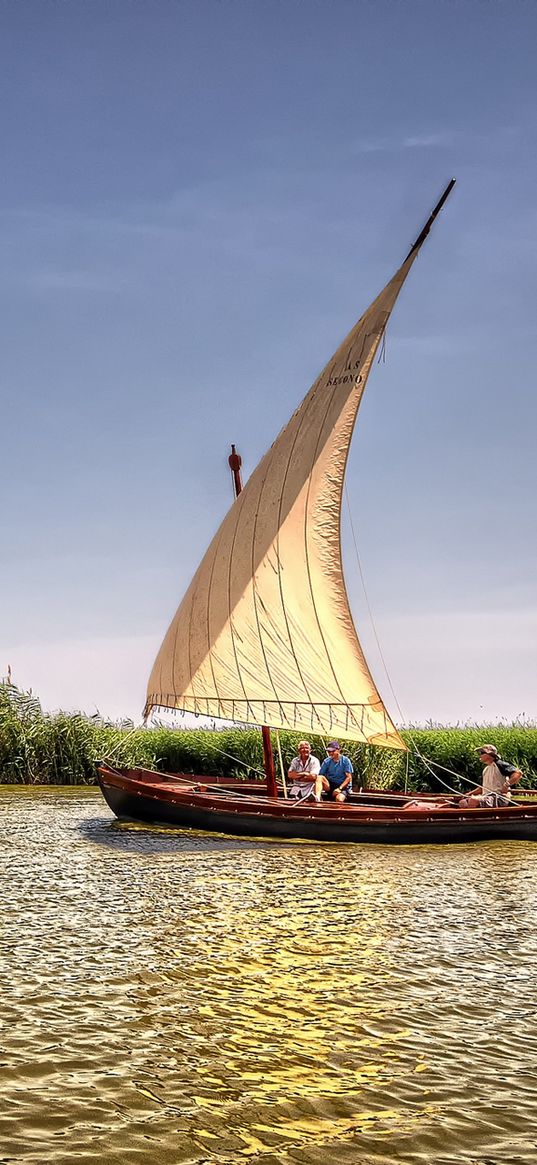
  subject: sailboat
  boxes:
[98,183,537,842]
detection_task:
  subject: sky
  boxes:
[1,0,536,727]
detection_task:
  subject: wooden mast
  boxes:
[228,445,278,799]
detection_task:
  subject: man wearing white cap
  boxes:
[461,745,523,808]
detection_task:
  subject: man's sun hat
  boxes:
[475,744,499,757]
[326,741,340,751]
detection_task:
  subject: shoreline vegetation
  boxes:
[1,683,536,791]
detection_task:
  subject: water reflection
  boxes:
[1,787,537,1163]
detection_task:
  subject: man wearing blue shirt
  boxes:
[319,742,353,802]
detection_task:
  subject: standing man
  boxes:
[319,742,354,802]
[287,740,321,801]
[461,745,523,808]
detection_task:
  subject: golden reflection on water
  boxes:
[1,788,537,1164]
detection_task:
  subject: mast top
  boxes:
[405,178,456,261]
[228,443,243,499]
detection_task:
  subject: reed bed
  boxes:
[1,683,536,790]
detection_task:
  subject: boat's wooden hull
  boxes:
[97,765,537,845]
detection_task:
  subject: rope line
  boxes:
[343,488,486,795]
[411,749,478,788]
[101,725,144,763]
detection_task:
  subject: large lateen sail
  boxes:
[145,189,453,746]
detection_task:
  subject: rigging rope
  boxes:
[411,748,478,788]
[209,746,266,779]
[343,486,482,795]
[101,724,144,763]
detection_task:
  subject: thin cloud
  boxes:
[24,268,128,293]
[402,133,452,148]
[354,131,453,154]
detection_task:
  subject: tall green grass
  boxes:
[1,682,536,789]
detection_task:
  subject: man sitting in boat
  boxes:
[458,745,523,808]
[319,742,354,802]
[287,740,321,801]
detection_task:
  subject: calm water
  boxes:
[1,788,537,1165]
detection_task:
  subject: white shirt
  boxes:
[288,754,320,781]
[482,762,508,795]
